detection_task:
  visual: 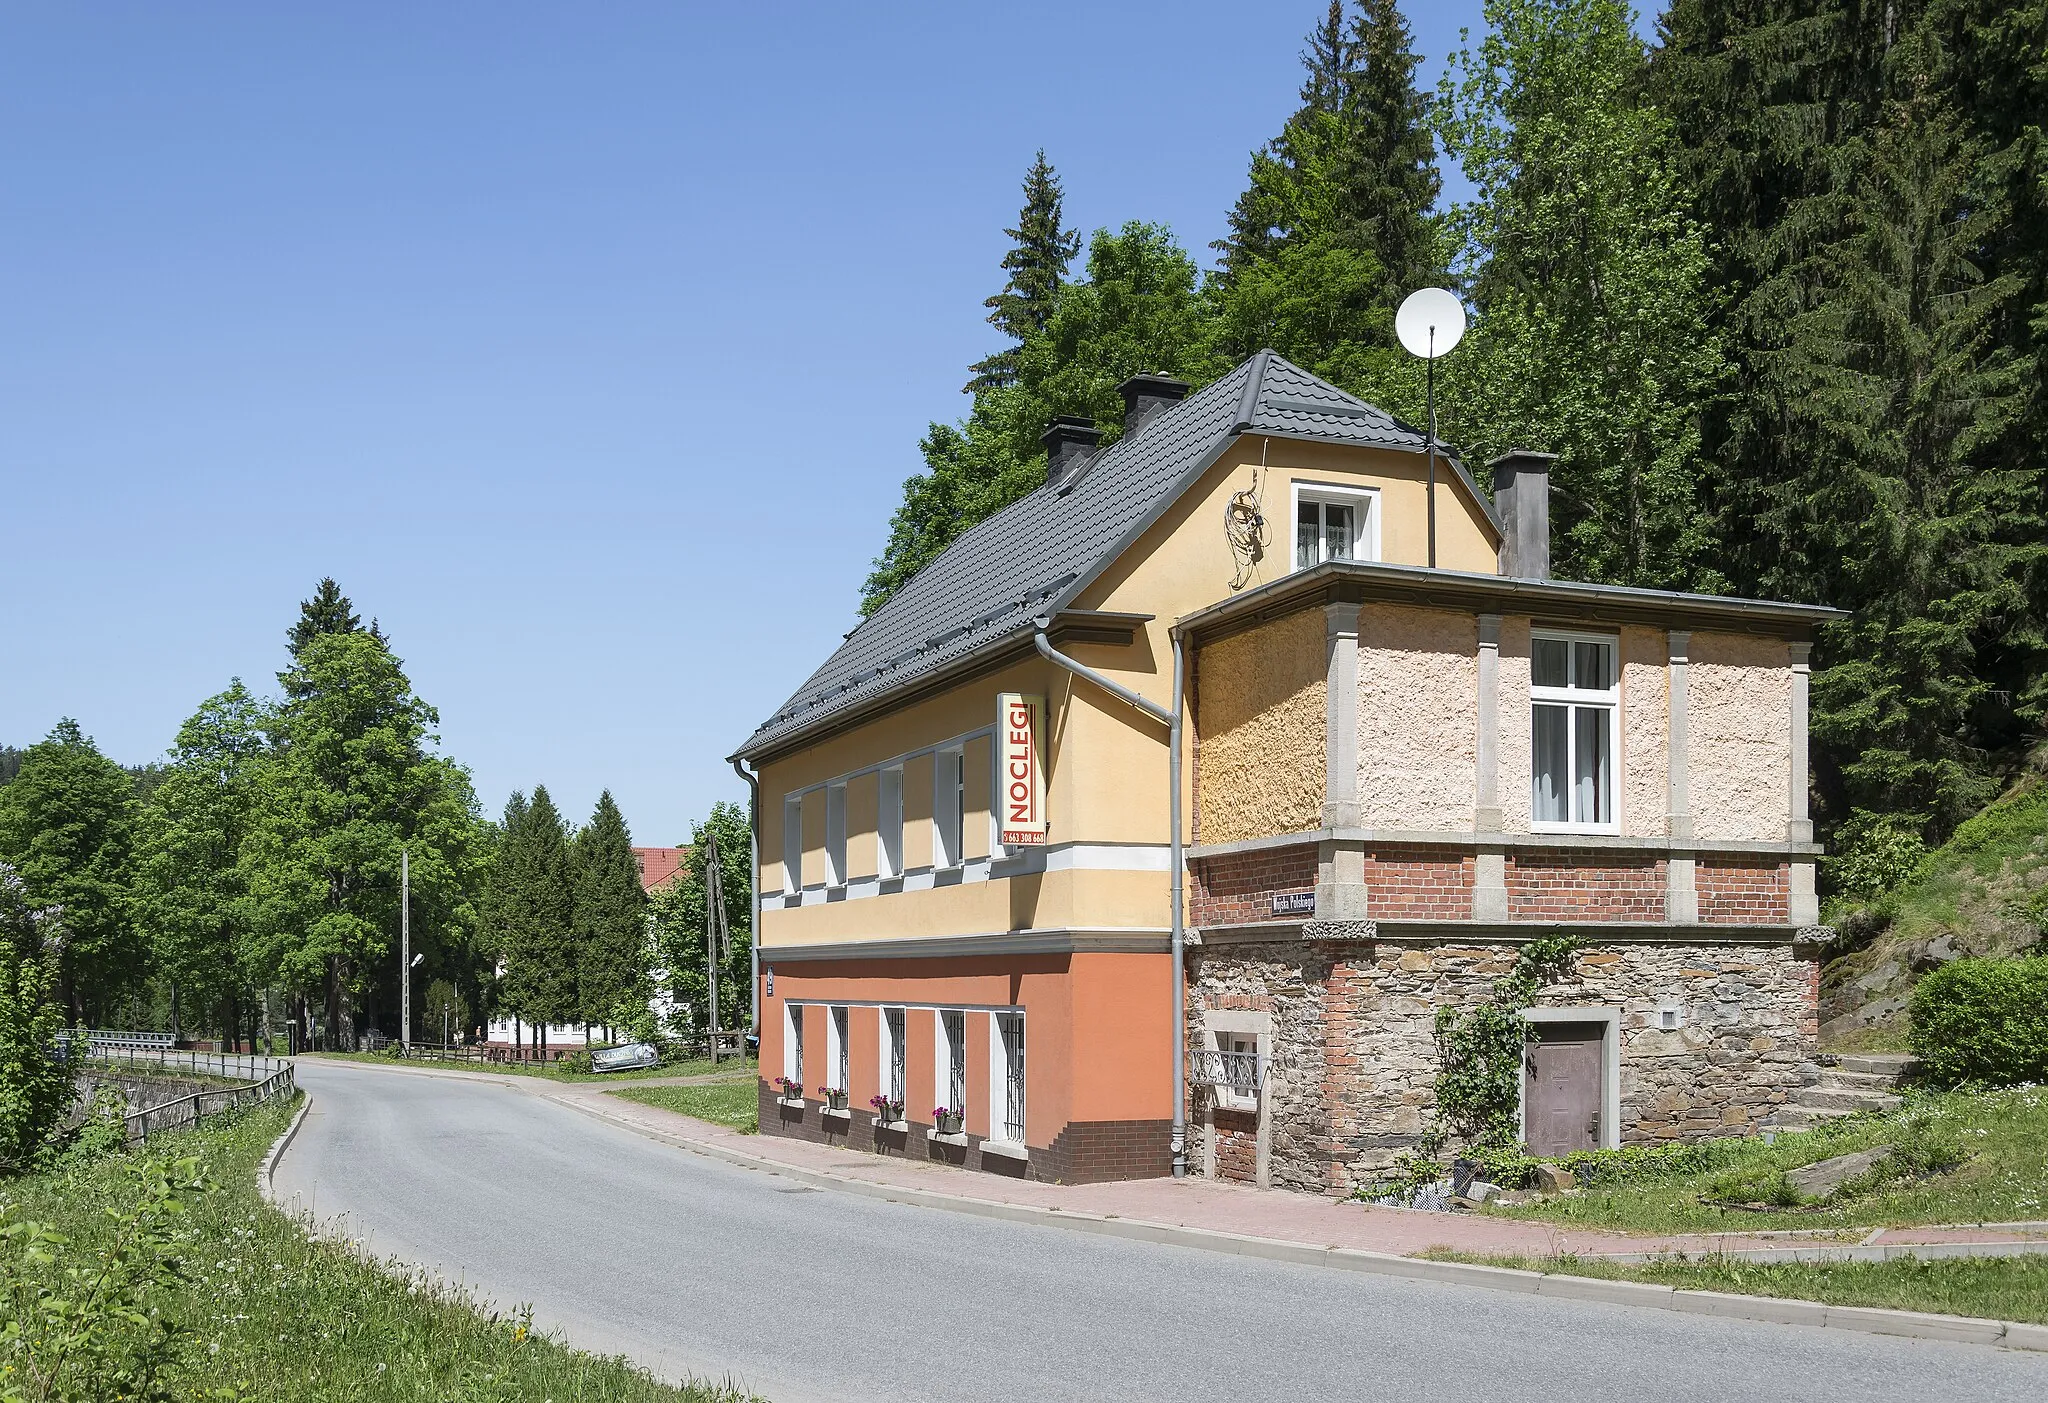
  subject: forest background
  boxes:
[4,0,2043,1052]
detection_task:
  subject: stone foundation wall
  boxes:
[1188,936,1817,1197]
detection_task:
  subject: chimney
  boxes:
[1040,416,1102,487]
[1116,373,1191,438]
[1489,450,1555,579]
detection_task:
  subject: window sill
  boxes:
[1529,823,1622,837]
[776,1096,805,1109]
[925,1128,968,1146]
[874,1118,909,1132]
[822,1107,851,1122]
[979,1139,1029,1162]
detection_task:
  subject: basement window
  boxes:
[1531,631,1618,831]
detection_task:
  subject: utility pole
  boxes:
[400,846,411,1053]
[704,833,726,1064]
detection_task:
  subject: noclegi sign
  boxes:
[997,692,1046,846]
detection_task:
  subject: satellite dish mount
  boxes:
[1396,288,1468,568]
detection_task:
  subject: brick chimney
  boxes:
[1040,416,1102,487]
[1489,450,1554,579]
[1116,373,1191,438]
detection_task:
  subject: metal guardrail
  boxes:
[120,1063,297,1143]
[79,1045,291,1082]
[1188,1047,1263,1098]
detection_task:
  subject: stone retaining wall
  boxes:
[1188,935,1818,1196]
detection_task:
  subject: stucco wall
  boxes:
[1621,625,1669,836]
[1497,616,1534,831]
[1196,610,1326,845]
[1357,604,1477,829]
[1690,631,1792,842]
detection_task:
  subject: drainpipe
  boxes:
[1032,619,1188,1178]
[729,757,762,1038]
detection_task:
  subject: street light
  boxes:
[1395,287,1468,568]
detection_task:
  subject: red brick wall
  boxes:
[1506,849,1665,921]
[1189,844,1318,927]
[1362,847,1474,920]
[1214,1108,1257,1182]
[1698,859,1790,923]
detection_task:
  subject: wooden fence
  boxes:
[117,1062,297,1143]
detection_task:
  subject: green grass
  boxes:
[1426,1249,2048,1325]
[1484,1087,2048,1234]
[303,1050,757,1084]
[0,1100,757,1401]
[610,1081,760,1133]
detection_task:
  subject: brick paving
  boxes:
[539,1077,2048,1264]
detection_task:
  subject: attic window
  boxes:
[1292,482,1380,570]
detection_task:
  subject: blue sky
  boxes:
[0,2,1658,845]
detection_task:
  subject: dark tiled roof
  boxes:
[734,352,1492,760]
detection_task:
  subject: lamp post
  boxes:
[1395,288,1468,568]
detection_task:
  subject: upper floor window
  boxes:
[1293,483,1379,571]
[935,746,966,869]
[878,765,904,880]
[782,795,803,894]
[1531,631,1617,830]
[824,781,847,887]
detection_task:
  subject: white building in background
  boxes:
[483,845,688,1052]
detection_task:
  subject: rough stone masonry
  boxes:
[1189,935,1818,1195]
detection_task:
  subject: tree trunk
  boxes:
[258,988,274,1057]
[170,983,181,1043]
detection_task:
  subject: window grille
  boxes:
[831,1005,849,1091]
[886,1007,906,1106]
[997,1013,1025,1143]
[943,1009,965,1113]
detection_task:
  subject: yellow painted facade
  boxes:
[752,435,1502,954]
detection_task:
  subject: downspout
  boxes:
[729,757,762,1038]
[1032,619,1188,1178]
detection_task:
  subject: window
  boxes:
[783,1002,804,1089]
[1210,1031,1260,1112]
[935,747,965,869]
[825,782,847,887]
[882,1007,907,1112]
[782,796,803,895]
[827,1005,849,1093]
[878,766,904,879]
[937,1009,966,1120]
[1531,632,1618,830]
[994,1012,1026,1145]
[1293,483,1379,570]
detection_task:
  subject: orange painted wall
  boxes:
[850,1006,880,1108]
[763,951,1168,1149]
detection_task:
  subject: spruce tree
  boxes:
[0,720,139,1022]
[492,785,575,1043]
[967,151,1082,393]
[572,791,647,1031]
[288,578,362,657]
[1437,0,1725,589]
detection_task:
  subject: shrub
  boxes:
[0,865,71,1175]
[1826,811,1928,902]
[1909,956,2048,1088]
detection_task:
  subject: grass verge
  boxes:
[611,1081,760,1133]
[1425,1248,2048,1325]
[303,1050,757,1084]
[0,1098,757,1401]
[1484,1086,2048,1234]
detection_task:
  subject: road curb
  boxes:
[548,1086,2048,1355]
[257,1090,311,1204]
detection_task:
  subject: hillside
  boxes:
[1822,771,2048,1046]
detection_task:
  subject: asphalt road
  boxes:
[278,1060,2048,1403]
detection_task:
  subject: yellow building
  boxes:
[731,353,1842,1190]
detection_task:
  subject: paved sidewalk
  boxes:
[539,1077,2048,1266]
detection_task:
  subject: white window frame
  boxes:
[1529,628,1621,834]
[988,1010,1026,1148]
[935,1009,966,1121]
[1291,480,1381,572]
[1205,1027,1261,1113]
[782,795,803,895]
[782,1001,804,1090]
[826,1004,849,1093]
[824,781,848,888]
[878,765,904,880]
[878,1006,907,1119]
[934,746,965,870]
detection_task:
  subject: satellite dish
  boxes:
[1396,287,1467,360]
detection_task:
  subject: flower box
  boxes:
[820,1087,849,1111]
[933,1107,964,1136]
